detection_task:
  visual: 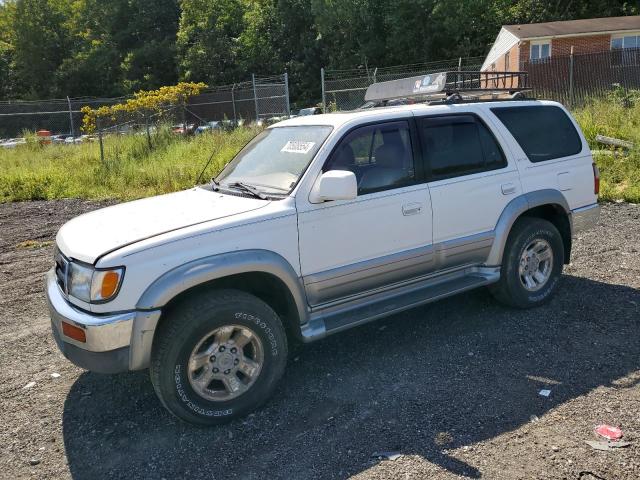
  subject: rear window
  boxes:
[491,106,582,162]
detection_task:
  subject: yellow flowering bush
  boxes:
[81,82,207,133]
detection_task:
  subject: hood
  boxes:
[57,188,268,263]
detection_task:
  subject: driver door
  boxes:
[297,119,434,306]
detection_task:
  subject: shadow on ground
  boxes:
[62,275,640,479]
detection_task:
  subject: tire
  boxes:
[490,217,564,309]
[150,289,288,425]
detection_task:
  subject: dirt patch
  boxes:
[0,200,639,479]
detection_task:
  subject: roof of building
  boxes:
[504,15,640,39]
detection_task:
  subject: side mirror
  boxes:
[309,170,357,203]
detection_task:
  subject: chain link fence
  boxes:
[522,48,640,107]
[0,73,290,150]
[321,56,486,111]
[0,97,123,143]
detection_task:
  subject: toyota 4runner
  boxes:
[47,88,600,424]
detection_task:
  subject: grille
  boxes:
[54,247,70,294]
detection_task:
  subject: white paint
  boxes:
[52,99,596,317]
[482,27,519,71]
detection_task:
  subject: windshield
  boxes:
[216,125,333,194]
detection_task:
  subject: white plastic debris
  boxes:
[539,389,551,397]
[23,381,36,390]
[372,451,403,461]
[50,373,61,379]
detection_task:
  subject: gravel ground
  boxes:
[0,200,638,480]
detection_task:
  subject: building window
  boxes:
[530,42,551,63]
[612,34,640,66]
[504,52,510,71]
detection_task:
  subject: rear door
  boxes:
[415,111,521,269]
[489,104,595,210]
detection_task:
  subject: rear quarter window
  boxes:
[491,105,583,162]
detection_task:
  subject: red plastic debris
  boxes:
[595,425,623,441]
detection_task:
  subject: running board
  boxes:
[300,267,499,342]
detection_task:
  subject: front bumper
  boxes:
[572,203,600,234]
[46,269,160,373]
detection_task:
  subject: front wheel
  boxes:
[150,289,288,425]
[490,218,564,309]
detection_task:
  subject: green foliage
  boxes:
[1,0,636,103]
[0,126,261,202]
[573,99,640,203]
[177,0,245,85]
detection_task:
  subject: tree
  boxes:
[11,0,71,98]
[0,0,639,103]
[177,0,245,85]
[0,1,17,99]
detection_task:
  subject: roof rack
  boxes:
[362,71,531,107]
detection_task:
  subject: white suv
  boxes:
[46,99,600,424]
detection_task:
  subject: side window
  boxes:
[418,115,507,180]
[491,106,583,162]
[325,121,416,195]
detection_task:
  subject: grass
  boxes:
[0,125,261,202]
[573,97,640,203]
[0,99,639,203]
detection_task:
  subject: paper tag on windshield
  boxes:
[281,140,315,154]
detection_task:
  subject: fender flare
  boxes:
[136,249,309,324]
[485,189,570,266]
[128,250,308,371]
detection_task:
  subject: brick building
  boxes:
[482,15,640,73]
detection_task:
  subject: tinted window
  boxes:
[418,115,507,179]
[325,121,416,195]
[492,106,582,162]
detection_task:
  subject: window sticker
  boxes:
[281,140,315,154]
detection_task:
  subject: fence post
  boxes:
[97,118,105,164]
[181,102,187,136]
[284,72,291,117]
[252,73,259,121]
[372,67,377,84]
[231,83,237,124]
[321,67,326,113]
[569,46,575,107]
[145,113,152,149]
[66,96,75,139]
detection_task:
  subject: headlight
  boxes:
[68,262,124,303]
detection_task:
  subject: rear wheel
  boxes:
[150,289,288,425]
[490,218,564,308]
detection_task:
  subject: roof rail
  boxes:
[362,71,531,107]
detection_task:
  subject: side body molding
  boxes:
[485,189,570,266]
[136,249,310,324]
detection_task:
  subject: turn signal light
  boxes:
[100,271,120,299]
[61,321,86,343]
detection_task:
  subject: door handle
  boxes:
[402,203,422,216]
[501,183,516,195]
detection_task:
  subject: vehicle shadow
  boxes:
[62,275,640,479]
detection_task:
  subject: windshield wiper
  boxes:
[225,181,268,200]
